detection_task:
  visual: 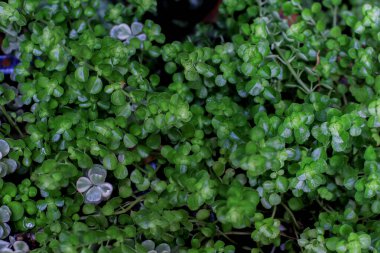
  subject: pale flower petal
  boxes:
[99,183,113,199]
[131,22,143,35]
[76,177,92,193]
[136,33,147,42]
[85,186,102,204]
[110,24,132,40]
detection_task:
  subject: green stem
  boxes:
[217,230,239,247]
[0,106,24,138]
[271,205,277,218]
[316,198,334,213]
[293,224,300,240]
[217,230,252,251]
[113,195,145,215]
[84,62,97,72]
[121,90,131,98]
[0,127,7,135]
[85,62,114,84]
[189,219,213,225]
[0,26,18,37]
[281,203,301,230]
[209,166,223,183]
[333,6,338,27]
[342,93,348,106]
[38,20,50,26]
[256,0,264,16]
[224,231,251,236]
[280,233,297,240]
[257,243,264,253]
[274,46,311,94]
[135,165,148,175]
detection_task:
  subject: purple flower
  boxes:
[0,56,19,75]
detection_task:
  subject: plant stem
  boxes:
[256,0,264,16]
[316,198,334,213]
[113,195,145,215]
[271,205,277,218]
[244,246,254,251]
[281,203,301,230]
[135,165,147,175]
[84,62,114,84]
[0,27,18,37]
[342,94,348,106]
[0,105,24,138]
[217,229,254,251]
[280,233,297,240]
[333,6,338,27]
[274,46,311,94]
[224,231,251,236]
[217,230,252,251]
[217,229,238,244]
[292,224,300,240]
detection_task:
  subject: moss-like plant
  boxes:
[0,0,380,252]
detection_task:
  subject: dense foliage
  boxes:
[1,0,380,252]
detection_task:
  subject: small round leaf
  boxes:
[142,240,155,251]
[13,241,30,252]
[99,183,113,199]
[85,186,102,204]
[0,140,10,157]
[88,165,107,185]
[0,206,11,223]
[76,177,92,193]
[86,76,103,94]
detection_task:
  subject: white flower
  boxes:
[0,237,29,253]
[76,165,113,204]
[110,22,147,45]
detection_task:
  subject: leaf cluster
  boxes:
[0,0,380,252]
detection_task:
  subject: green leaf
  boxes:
[111,90,126,106]
[49,46,64,62]
[246,79,264,96]
[364,146,376,161]
[130,170,144,185]
[187,194,203,211]
[268,193,281,206]
[294,125,310,144]
[103,153,118,170]
[76,177,92,193]
[75,66,89,83]
[123,134,138,148]
[113,164,128,180]
[88,165,107,185]
[195,63,216,78]
[196,209,210,220]
[85,186,102,204]
[215,75,227,87]
[0,206,11,223]
[86,76,103,94]
[358,234,371,249]
[0,140,10,158]
[8,202,24,221]
[146,134,161,149]
[243,155,266,177]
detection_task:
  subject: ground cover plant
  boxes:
[0,0,380,252]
